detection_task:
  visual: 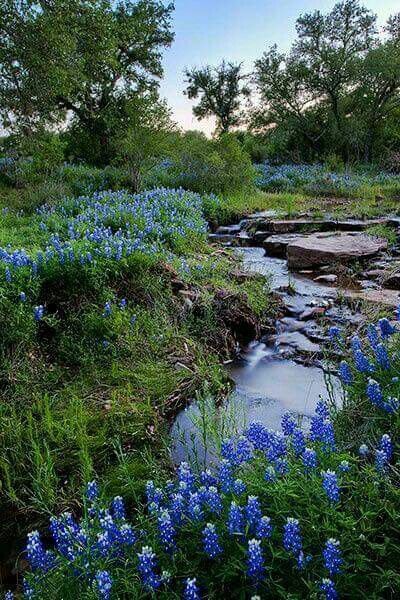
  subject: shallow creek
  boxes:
[171,246,344,465]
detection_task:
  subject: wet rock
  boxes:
[263,234,305,257]
[383,271,400,290]
[287,232,387,270]
[277,317,307,332]
[253,231,271,244]
[236,232,253,247]
[267,219,335,234]
[215,225,241,235]
[358,280,380,290]
[208,233,237,245]
[299,306,326,320]
[335,218,389,231]
[363,269,385,280]
[272,331,321,355]
[344,288,400,307]
[314,274,338,284]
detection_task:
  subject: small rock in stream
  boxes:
[314,274,338,284]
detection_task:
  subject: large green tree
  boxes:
[184,61,250,135]
[253,1,400,162]
[0,0,174,163]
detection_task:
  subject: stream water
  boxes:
[171,244,343,466]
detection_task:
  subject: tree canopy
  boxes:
[184,61,250,135]
[253,0,400,162]
[0,0,174,163]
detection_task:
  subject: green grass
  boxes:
[0,190,273,563]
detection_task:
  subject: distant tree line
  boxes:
[185,1,400,164]
[0,0,399,167]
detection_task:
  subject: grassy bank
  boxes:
[0,187,273,576]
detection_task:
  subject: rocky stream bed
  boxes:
[171,211,400,465]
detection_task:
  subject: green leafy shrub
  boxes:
[145,132,255,194]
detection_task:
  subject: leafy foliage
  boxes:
[184,61,250,134]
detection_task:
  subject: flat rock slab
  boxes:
[344,288,400,307]
[335,218,390,231]
[263,234,305,257]
[267,219,335,234]
[287,232,387,270]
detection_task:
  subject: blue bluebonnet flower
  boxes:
[266,431,287,461]
[256,516,272,539]
[339,460,350,472]
[26,531,54,572]
[274,457,289,475]
[119,298,127,309]
[328,326,341,342]
[95,571,112,600]
[366,379,384,408]
[218,459,234,493]
[283,518,303,555]
[86,480,99,502]
[374,343,390,369]
[350,335,362,352]
[169,493,185,526]
[178,462,195,492]
[203,486,222,514]
[316,400,329,419]
[5,267,11,282]
[130,315,137,326]
[338,361,352,385]
[359,444,369,457]
[296,550,311,570]
[202,523,222,558]
[247,539,265,583]
[111,496,126,520]
[367,324,379,348]
[4,591,14,600]
[23,581,35,599]
[281,412,296,435]
[157,510,176,553]
[354,350,374,373]
[320,578,338,600]
[200,470,217,487]
[187,492,204,522]
[323,539,343,576]
[321,470,340,503]
[20,291,26,302]
[246,496,262,530]
[33,305,44,321]
[232,479,246,495]
[321,419,336,452]
[378,318,396,339]
[380,434,393,461]
[145,480,163,508]
[246,422,271,451]
[302,448,317,471]
[375,450,388,473]
[102,301,112,317]
[137,546,160,590]
[292,428,306,456]
[227,501,244,536]
[119,523,136,546]
[264,466,276,482]
[184,578,201,600]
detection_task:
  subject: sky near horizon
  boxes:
[160,0,400,135]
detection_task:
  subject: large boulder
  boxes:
[287,232,387,270]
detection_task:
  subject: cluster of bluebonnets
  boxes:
[335,316,400,418]
[13,317,398,600]
[1,188,210,290]
[255,162,400,195]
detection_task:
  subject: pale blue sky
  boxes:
[160,0,399,134]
